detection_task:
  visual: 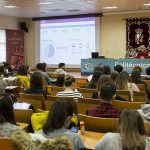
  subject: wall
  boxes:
[19,19,35,67]
[100,12,150,59]
[23,12,150,67]
[0,14,19,29]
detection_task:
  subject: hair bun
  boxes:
[65,75,70,80]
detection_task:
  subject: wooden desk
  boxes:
[17,122,28,130]
[79,130,104,149]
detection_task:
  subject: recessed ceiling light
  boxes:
[103,6,118,9]
[144,3,150,6]
[4,5,19,8]
[38,2,52,5]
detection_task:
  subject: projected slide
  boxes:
[40,17,96,66]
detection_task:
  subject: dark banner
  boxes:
[126,18,150,50]
[6,29,25,69]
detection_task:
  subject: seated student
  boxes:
[110,71,119,85]
[25,72,49,98]
[103,65,111,75]
[83,69,103,89]
[92,74,112,99]
[36,63,51,85]
[87,82,121,118]
[94,109,150,150]
[114,64,123,74]
[16,65,30,89]
[131,69,145,84]
[0,95,20,137]
[36,99,85,150]
[116,71,140,93]
[87,65,104,82]
[55,74,65,87]
[54,63,68,75]
[145,66,150,80]
[11,129,72,150]
[56,75,82,102]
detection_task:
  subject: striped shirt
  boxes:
[56,90,82,102]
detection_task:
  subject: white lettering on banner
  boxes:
[114,62,150,68]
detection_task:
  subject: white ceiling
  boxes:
[0,0,150,18]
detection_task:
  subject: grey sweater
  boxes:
[94,133,150,150]
[36,128,85,150]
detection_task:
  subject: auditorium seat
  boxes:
[77,88,97,98]
[46,85,53,95]
[50,86,64,96]
[112,100,146,109]
[0,138,14,150]
[46,96,76,113]
[133,91,148,102]
[18,93,46,112]
[13,109,33,124]
[144,80,150,85]
[77,97,99,114]
[78,114,118,133]
[116,90,131,101]
[75,81,87,88]
[136,84,145,91]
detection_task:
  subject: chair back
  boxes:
[77,88,97,98]
[116,90,131,101]
[51,86,64,96]
[137,84,145,91]
[77,97,99,114]
[75,81,87,88]
[48,73,59,79]
[0,138,14,150]
[133,91,148,102]
[78,114,119,133]
[18,93,45,112]
[46,85,53,95]
[46,96,76,112]
[144,80,150,85]
[14,109,33,123]
[112,100,146,110]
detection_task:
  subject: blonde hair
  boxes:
[118,109,147,150]
[116,71,129,90]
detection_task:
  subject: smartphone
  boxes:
[71,126,78,133]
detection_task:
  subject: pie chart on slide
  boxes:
[44,44,55,58]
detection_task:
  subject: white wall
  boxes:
[0,14,19,29]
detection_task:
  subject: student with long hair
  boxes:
[0,95,19,137]
[25,72,48,98]
[116,71,139,92]
[94,109,150,150]
[16,65,30,89]
[36,99,85,150]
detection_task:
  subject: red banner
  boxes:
[6,29,25,69]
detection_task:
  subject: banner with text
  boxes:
[6,29,25,69]
[81,58,150,75]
